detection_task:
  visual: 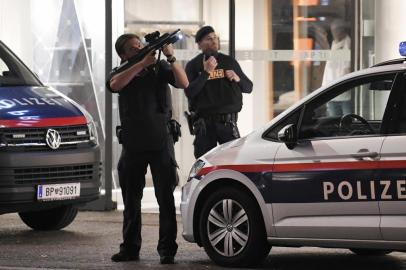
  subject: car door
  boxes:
[269,73,397,240]
[378,72,406,241]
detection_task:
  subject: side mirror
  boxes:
[278,124,297,149]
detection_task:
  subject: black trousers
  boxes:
[193,118,240,159]
[117,138,178,257]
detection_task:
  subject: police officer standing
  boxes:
[185,26,253,158]
[107,33,188,264]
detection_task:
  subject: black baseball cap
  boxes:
[195,26,215,43]
[115,33,140,55]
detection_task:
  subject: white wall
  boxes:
[375,0,406,62]
[0,0,33,67]
[125,0,199,23]
[204,0,229,44]
[252,0,270,129]
[235,0,255,136]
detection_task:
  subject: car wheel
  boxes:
[19,205,78,230]
[199,187,270,267]
[350,249,392,256]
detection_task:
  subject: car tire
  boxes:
[199,187,271,267]
[350,249,392,256]
[18,205,78,230]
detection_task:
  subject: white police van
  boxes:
[181,42,406,267]
[0,40,100,230]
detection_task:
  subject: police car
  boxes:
[181,42,406,267]
[0,40,100,230]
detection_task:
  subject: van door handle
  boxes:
[351,151,379,160]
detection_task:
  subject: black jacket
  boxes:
[106,60,175,152]
[185,53,252,115]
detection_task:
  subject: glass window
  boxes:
[270,0,355,117]
[299,73,395,139]
[0,57,9,75]
[382,73,406,135]
[0,43,41,87]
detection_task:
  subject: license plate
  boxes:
[37,183,80,201]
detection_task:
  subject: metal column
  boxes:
[229,0,235,58]
[104,0,114,210]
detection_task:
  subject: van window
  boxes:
[0,42,41,87]
[0,57,9,75]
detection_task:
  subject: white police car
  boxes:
[181,42,406,267]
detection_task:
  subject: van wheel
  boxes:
[199,187,270,267]
[19,205,78,230]
[350,249,392,256]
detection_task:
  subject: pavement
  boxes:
[0,211,218,270]
[2,210,406,270]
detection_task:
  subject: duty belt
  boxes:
[203,113,238,122]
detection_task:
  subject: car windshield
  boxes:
[0,41,42,87]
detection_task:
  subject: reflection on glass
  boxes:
[271,0,354,116]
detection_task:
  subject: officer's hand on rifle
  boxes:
[203,56,217,73]
[162,44,175,58]
[140,51,156,68]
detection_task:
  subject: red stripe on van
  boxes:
[0,116,87,127]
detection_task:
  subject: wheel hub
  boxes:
[207,199,250,257]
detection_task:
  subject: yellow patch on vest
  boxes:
[208,69,225,80]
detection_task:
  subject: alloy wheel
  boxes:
[206,199,250,257]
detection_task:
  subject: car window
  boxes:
[299,73,396,139]
[381,72,406,135]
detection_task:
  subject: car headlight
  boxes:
[81,109,99,146]
[188,159,205,181]
[87,121,99,146]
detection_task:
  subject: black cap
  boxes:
[115,33,140,55]
[195,26,215,43]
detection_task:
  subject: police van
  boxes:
[181,42,406,267]
[0,40,100,230]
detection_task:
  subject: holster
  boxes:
[168,119,182,143]
[184,111,196,135]
[116,125,123,144]
[193,118,206,136]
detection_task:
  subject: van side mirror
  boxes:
[278,124,297,149]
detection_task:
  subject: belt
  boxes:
[203,113,238,122]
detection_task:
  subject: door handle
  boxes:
[351,151,379,160]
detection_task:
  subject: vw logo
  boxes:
[45,129,61,150]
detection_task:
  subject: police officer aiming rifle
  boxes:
[106,31,188,264]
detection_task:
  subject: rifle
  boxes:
[111,29,183,76]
